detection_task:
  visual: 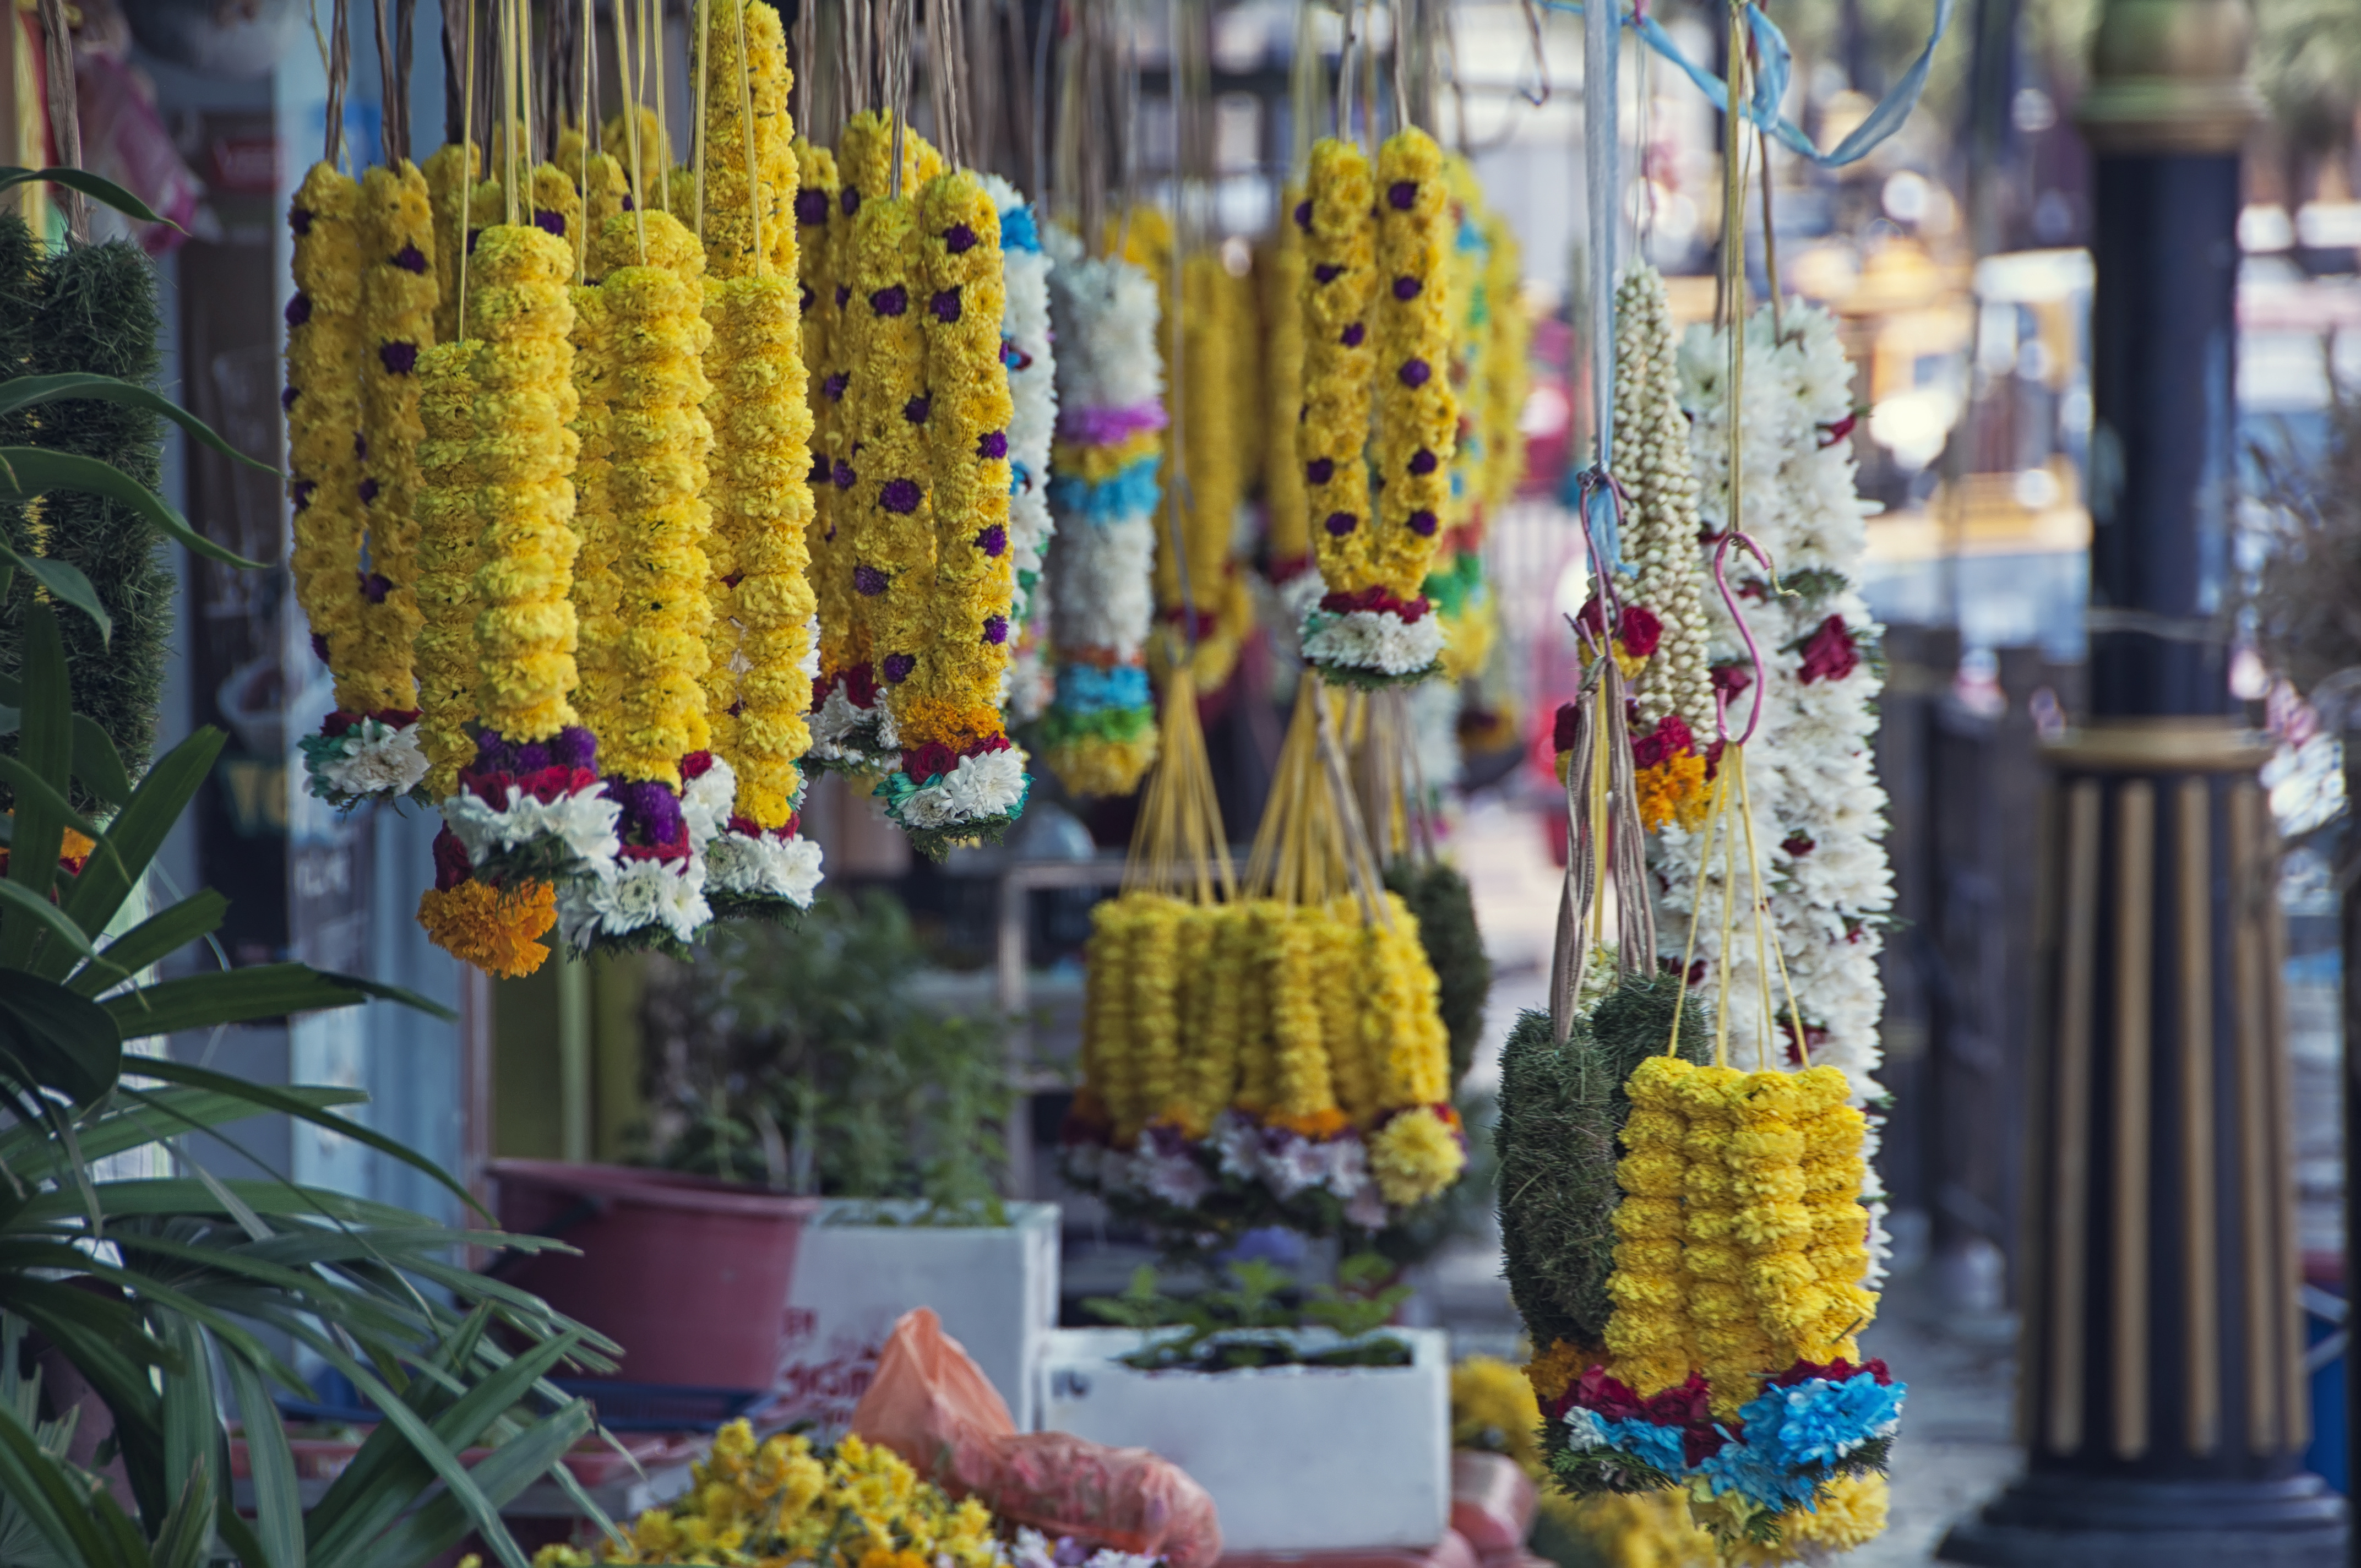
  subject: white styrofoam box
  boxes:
[1037,1327,1451,1554]
[775,1200,1060,1433]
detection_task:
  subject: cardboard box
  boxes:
[774,1200,1060,1432]
[1038,1327,1452,1554]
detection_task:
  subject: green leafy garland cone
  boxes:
[1383,858,1493,1090]
[1496,974,1709,1355]
[0,215,174,808]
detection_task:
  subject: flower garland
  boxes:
[1038,225,1163,798]
[867,171,1029,854]
[1260,186,1317,607]
[1294,139,1381,663]
[286,163,369,715]
[409,343,482,796]
[982,175,1059,726]
[1476,213,1530,531]
[806,112,945,772]
[1656,304,1894,1100]
[1424,157,1500,689]
[423,141,477,348]
[569,256,619,749]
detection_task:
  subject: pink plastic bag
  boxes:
[851,1309,1224,1568]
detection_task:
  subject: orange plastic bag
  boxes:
[851,1309,1224,1568]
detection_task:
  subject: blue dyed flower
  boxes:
[1054,663,1151,713]
[1597,1416,1685,1476]
[1751,1373,1907,1470]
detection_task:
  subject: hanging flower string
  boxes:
[990,176,1060,726]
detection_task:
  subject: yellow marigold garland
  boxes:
[1120,894,1184,1142]
[794,137,842,684]
[353,159,436,718]
[1262,187,1311,575]
[1604,1055,1701,1397]
[467,221,583,744]
[697,0,796,279]
[411,343,482,794]
[287,161,369,711]
[568,277,619,750]
[1477,215,1530,525]
[424,141,478,347]
[1368,128,1457,602]
[591,209,714,782]
[844,190,931,715]
[1265,901,1345,1135]
[1298,139,1377,589]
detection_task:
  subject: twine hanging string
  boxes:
[616,0,650,261]
[578,0,592,282]
[733,0,764,269]
[1123,667,1238,906]
[695,0,711,239]
[32,0,83,239]
[455,0,478,335]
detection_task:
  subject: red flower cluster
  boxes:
[1573,599,1662,658]
[1631,712,1696,771]
[431,825,472,891]
[1767,1355,1892,1389]
[814,663,883,711]
[1552,701,1581,754]
[900,731,1014,784]
[1320,584,1431,622]
[726,811,802,841]
[1798,616,1860,685]
[1553,1366,1729,1466]
[460,765,600,807]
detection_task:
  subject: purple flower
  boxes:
[607,777,686,847]
[796,189,830,225]
[285,293,312,326]
[552,726,599,770]
[533,208,567,237]
[310,631,330,661]
[620,195,635,211]
[1409,448,1438,475]
[976,524,1008,557]
[395,243,428,273]
[810,454,831,484]
[1399,357,1432,387]
[823,372,849,401]
[1392,275,1421,300]
[1325,511,1358,536]
[978,429,1008,459]
[841,188,862,216]
[853,564,888,596]
[354,432,367,459]
[872,285,908,317]
[1341,322,1365,347]
[282,385,300,411]
[833,460,857,489]
[361,571,391,603]
[1409,509,1438,536]
[1306,457,1335,484]
[983,613,1009,644]
[881,477,922,514]
[292,480,315,511]
[1294,200,1312,230]
[800,284,815,312]
[944,222,977,253]
[358,476,380,504]
[380,341,418,374]
[1388,179,1417,210]
[931,288,962,322]
[290,206,313,236]
[513,741,552,772]
[467,227,482,253]
[1314,263,1343,285]
[905,395,932,423]
[835,284,851,307]
[882,652,916,683]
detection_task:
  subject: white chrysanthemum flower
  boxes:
[324,719,430,796]
[1321,1132,1372,1199]
[707,829,824,907]
[937,747,1028,819]
[681,756,738,850]
[650,857,711,943]
[1264,1134,1329,1200]
[591,859,668,933]
[1562,1406,1611,1449]
[1300,607,1448,677]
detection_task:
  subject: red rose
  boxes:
[1639,1372,1712,1428]
[1566,1364,1647,1422]
[842,664,879,707]
[1798,615,1859,685]
[460,769,514,804]
[1617,605,1662,658]
[1631,712,1696,771]
[904,741,958,781]
[431,827,471,891]
[321,710,363,738]
[1710,663,1753,702]
[1552,701,1581,755]
[681,750,715,780]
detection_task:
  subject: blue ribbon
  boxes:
[1542,0,1955,170]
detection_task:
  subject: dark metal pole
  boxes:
[1938,0,2348,1561]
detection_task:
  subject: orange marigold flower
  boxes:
[1636,750,1710,834]
[1523,1337,1589,1406]
[416,879,557,977]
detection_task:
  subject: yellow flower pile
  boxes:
[287,161,369,712]
[1261,189,1311,576]
[533,1425,1004,1568]
[353,160,436,718]
[1368,128,1457,602]
[467,220,583,745]
[411,342,482,793]
[591,209,714,783]
[895,168,1016,765]
[1298,138,1377,589]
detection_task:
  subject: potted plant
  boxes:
[638,898,1059,1431]
[1041,1257,1451,1555]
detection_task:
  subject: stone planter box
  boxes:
[774,1200,1060,1432]
[1037,1327,1451,1553]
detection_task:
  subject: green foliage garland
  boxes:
[1384,857,1493,1090]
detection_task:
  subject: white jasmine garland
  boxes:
[982,177,1060,633]
[1299,606,1448,678]
[1045,226,1161,412]
[1612,267,1714,734]
[1656,302,1894,1102]
[1054,515,1157,653]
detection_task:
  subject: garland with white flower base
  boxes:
[1657,302,1894,1104]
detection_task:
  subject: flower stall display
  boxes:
[1061,674,1465,1246]
[1038,225,1164,797]
[1294,130,1460,688]
[986,176,1060,726]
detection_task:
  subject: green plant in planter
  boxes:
[0,167,622,1568]
[638,892,1013,1221]
[1083,1253,1416,1373]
